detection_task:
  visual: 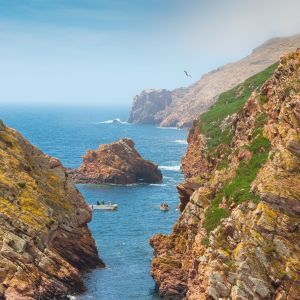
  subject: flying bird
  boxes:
[184,70,192,78]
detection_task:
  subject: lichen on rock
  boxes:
[0,123,104,299]
[151,50,300,299]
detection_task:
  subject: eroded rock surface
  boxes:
[70,138,162,184]
[0,122,104,299]
[128,89,172,125]
[129,34,300,128]
[151,50,300,299]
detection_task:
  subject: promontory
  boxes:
[0,120,104,299]
[151,50,300,299]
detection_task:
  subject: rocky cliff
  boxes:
[70,138,162,184]
[128,89,172,124]
[0,121,104,299]
[129,34,300,128]
[150,50,300,299]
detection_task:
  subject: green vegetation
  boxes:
[224,134,270,204]
[199,64,277,235]
[203,114,271,234]
[204,205,229,234]
[223,113,271,204]
[199,63,277,150]
[259,95,267,105]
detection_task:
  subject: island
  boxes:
[70,138,162,184]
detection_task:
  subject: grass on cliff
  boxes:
[223,129,270,204]
[204,114,271,234]
[199,64,277,237]
[199,63,277,150]
[204,195,229,234]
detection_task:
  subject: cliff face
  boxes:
[70,138,162,184]
[0,122,104,299]
[129,34,300,128]
[150,51,300,299]
[128,89,172,124]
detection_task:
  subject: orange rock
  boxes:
[70,138,162,184]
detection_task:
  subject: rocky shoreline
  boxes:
[150,50,300,299]
[0,122,104,299]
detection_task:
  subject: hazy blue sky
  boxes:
[0,0,300,106]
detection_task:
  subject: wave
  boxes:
[149,183,167,186]
[155,126,179,130]
[95,118,128,124]
[174,139,188,145]
[159,165,181,172]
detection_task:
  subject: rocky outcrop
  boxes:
[70,138,162,184]
[128,89,172,124]
[129,34,300,128]
[181,120,211,179]
[151,50,300,299]
[0,122,104,299]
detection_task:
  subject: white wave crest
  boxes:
[155,126,179,130]
[95,118,128,124]
[174,139,188,145]
[159,165,181,172]
[149,183,167,186]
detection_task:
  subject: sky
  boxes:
[0,0,300,106]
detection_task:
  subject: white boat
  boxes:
[160,203,169,211]
[89,203,118,211]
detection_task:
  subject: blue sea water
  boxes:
[0,105,188,300]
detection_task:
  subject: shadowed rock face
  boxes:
[128,89,172,125]
[70,138,162,185]
[150,51,300,299]
[0,122,104,299]
[129,34,300,128]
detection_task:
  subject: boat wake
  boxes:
[159,165,181,172]
[95,118,128,124]
[174,139,188,145]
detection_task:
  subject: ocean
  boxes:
[0,105,188,300]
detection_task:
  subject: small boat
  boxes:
[90,202,118,211]
[160,203,169,211]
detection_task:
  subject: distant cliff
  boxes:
[129,34,300,128]
[128,89,172,124]
[0,121,104,299]
[150,50,300,299]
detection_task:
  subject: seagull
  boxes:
[184,70,192,78]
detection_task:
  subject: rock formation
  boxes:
[150,50,300,299]
[129,34,300,128]
[0,121,104,299]
[128,89,172,124]
[70,138,162,184]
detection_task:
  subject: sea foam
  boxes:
[174,139,188,145]
[95,118,128,124]
[159,165,181,172]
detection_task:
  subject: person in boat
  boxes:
[96,201,100,205]
[160,203,169,210]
